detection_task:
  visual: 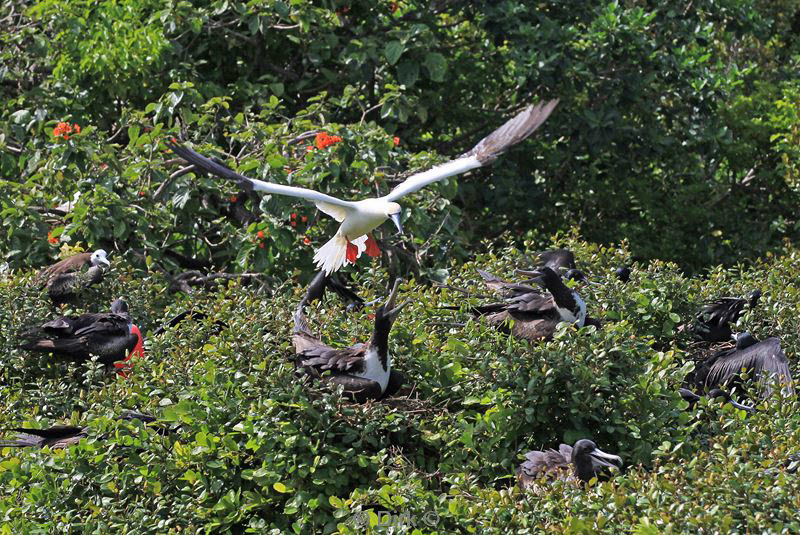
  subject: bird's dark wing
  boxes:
[506,292,556,313]
[706,337,793,395]
[0,425,88,448]
[517,448,571,488]
[477,269,537,298]
[698,297,746,326]
[35,252,91,285]
[73,313,130,338]
[298,344,368,374]
[536,249,576,271]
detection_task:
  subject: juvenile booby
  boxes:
[292,279,407,402]
[448,267,599,341]
[20,298,144,371]
[0,412,165,448]
[168,99,558,274]
[517,439,622,488]
[690,290,761,343]
[35,249,111,305]
[692,332,793,399]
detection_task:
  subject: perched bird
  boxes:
[447,267,599,341]
[20,298,144,371]
[678,387,754,412]
[689,290,762,343]
[0,411,166,449]
[531,248,576,273]
[168,99,558,274]
[614,266,631,283]
[35,249,111,305]
[692,332,793,399]
[517,439,622,489]
[292,279,407,402]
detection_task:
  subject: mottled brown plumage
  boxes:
[517,439,622,490]
[35,249,111,304]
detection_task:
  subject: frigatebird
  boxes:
[690,290,761,343]
[678,387,754,412]
[35,249,111,305]
[447,267,599,341]
[298,270,364,310]
[0,411,166,448]
[20,298,144,371]
[292,279,407,402]
[692,332,793,400]
[168,99,558,274]
[517,439,622,488]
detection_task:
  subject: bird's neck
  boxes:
[369,320,392,371]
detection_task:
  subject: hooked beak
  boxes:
[99,258,111,268]
[382,278,408,319]
[389,212,404,235]
[589,448,623,470]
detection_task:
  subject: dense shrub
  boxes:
[2,238,800,532]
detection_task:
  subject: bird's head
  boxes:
[374,278,408,328]
[90,249,111,268]
[110,298,129,315]
[571,439,623,477]
[732,331,758,350]
[384,203,403,234]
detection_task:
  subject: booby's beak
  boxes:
[389,212,404,235]
[99,257,112,268]
[589,448,623,470]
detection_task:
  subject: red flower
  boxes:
[47,231,58,245]
[290,221,297,228]
[306,145,314,153]
[393,136,400,146]
[257,230,264,239]
[301,215,308,223]
[230,195,238,202]
[290,213,297,220]
[52,122,81,140]
[258,242,265,248]
[315,132,343,149]
[303,236,311,245]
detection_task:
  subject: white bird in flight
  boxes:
[168,99,558,274]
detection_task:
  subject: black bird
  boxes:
[292,279,407,402]
[532,249,576,272]
[690,290,761,343]
[614,266,631,283]
[692,332,793,400]
[20,298,143,367]
[448,267,599,342]
[299,270,364,310]
[151,310,228,337]
[678,387,754,412]
[0,411,164,449]
[517,439,622,488]
[35,249,111,305]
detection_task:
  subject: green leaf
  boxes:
[384,40,404,65]
[423,52,447,82]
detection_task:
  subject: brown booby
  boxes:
[20,298,144,370]
[167,99,558,274]
[292,279,407,402]
[517,439,622,488]
[35,249,111,305]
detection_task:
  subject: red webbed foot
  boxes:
[346,241,359,263]
[364,234,381,258]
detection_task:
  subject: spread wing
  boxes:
[477,268,538,298]
[292,306,366,373]
[697,297,746,327]
[35,253,91,285]
[167,141,357,216]
[384,100,558,202]
[706,337,794,395]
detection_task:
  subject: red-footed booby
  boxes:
[168,99,558,274]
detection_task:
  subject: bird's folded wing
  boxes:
[168,141,356,210]
[383,99,558,202]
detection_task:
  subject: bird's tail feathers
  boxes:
[313,235,350,275]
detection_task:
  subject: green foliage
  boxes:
[2,0,800,274]
[1,238,800,532]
